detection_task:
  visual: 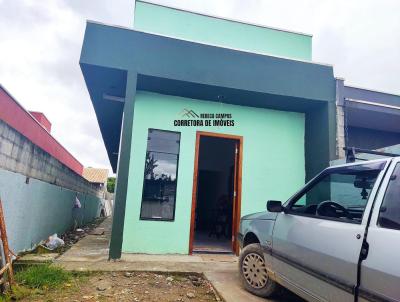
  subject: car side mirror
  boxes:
[267,200,284,213]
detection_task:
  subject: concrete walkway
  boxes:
[56,217,302,302]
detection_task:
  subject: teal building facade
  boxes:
[80,1,337,258]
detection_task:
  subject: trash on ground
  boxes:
[45,233,65,250]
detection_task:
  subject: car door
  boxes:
[359,160,400,302]
[271,161,388,302]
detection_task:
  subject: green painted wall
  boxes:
[134,1,312,61]
[0,168,102,253]
[122,91,305,254]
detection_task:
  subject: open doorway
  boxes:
[190,132,242,254]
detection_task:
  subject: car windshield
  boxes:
[288,162,385,223]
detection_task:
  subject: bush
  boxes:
[107,177,116,193]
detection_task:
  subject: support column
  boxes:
[304,92,337,180]
[109,71,137,260]
[336,78,346,159]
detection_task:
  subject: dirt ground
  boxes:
[20,271,221,302]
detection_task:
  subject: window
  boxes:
[140,129,181,221]
[288,163,383,223]
[378,164,400,230]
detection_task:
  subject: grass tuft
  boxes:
[15,264,72,290]
[0,284,33,301]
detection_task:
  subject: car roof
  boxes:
[326,157,393,171]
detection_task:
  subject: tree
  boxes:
[145,152,158,179]
[107,177,116,193]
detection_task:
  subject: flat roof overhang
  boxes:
[80,21,336,173]
[344,86,400,133]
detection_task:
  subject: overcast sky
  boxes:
[0,0,399,173]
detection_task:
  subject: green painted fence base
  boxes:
[0,168,102,253]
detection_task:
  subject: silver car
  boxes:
[238,157,400,302]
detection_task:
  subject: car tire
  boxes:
[239,243,278,298]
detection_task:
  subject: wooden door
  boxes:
[189,131,243,255]
[231,141,241,254]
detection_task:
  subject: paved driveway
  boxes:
[56,217,303,302]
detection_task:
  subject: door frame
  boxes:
[189,131,243,255]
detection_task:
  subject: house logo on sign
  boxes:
[180,109,200,118]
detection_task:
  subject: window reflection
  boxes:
[379,164,400,230]
[140,129,180,221]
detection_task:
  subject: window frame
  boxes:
[377,163,400,231]
[139,128,181,222]
[284,161,386,225]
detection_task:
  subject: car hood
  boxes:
[241,211,278,221]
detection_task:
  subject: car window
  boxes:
[378,164,400,230]
[289,165,382,223]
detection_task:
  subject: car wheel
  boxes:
[239,243,278,298]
